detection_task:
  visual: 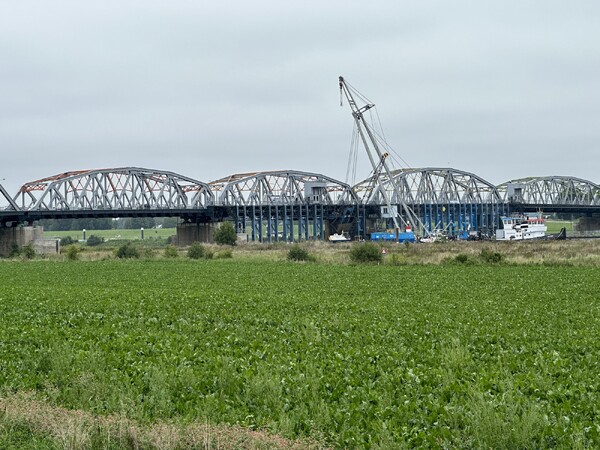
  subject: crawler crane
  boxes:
[339,76,425,236]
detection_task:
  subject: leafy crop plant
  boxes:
[0,261,598,448]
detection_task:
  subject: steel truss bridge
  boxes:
[1,167,599,241]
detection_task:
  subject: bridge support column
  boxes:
[0,226,44,257]
[175,222,216,246]
[576,216,600,233]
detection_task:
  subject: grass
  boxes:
[30,235,600,267]
[200,239,600,266]
[0,392,312,449]
[44,228,176,241]
[41,223,600,265]
[545,219,574,233]
[1,259,599,448]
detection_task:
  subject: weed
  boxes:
[65,245,81,261]
[8,243,20,258]
[187,242,205,259]
[214,222,237,246]
[21,244,35,260]
[387,253,407,266]
[60,236,76,246]
[143,248,155,259]
[453,253,475,265]
[115,243,140,259]
[480,248,504,263]
[287,245,312,262]
[215,249,233,259]
[349,242,382,263]
[86,235,104,247]
[163,245,178,258]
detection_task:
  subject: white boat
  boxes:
[328,232,351,243]
[496,215,547,240]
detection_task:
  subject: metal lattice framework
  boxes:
[210,170,358,206]
[4,166,600,241]
[497,176,600,206]
[354,168,501,205]
[14,167,214,211]
[0,183,19,211]
[353,168,503,235]
[207,171,359,242]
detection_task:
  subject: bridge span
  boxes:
[1,167,599,248]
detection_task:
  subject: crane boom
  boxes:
[362,152,388,203]
[339,76,423,233]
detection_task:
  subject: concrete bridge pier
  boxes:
[175,222,217,246]
[0,226,44,257]
[576,215,600,233]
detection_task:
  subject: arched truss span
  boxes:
[209,170,358,207]
[354,167,501,205]
[14,167,214,211]
[497,176,600,206]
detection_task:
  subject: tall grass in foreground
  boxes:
[48,238,600,266]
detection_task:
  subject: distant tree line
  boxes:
[37,217,179,231]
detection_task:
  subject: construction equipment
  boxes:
[359,152,388,203]
[339,76,424,234]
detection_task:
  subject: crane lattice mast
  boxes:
[338,76,423,233]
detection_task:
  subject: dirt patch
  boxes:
[0,391,325,449]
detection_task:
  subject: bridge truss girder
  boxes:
[498,176,600,206]
[5,166,600,239]
[353,168,503,236]
[0,183,19,211]
[355,167,501,205]
[14,167,214,211]
[210,170,358,207]
[209,171,360,241]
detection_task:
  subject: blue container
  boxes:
[370,231,415,243]
[398,231,415,243]
[370,232,397,241]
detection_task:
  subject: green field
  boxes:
[44,228,177,241]
[1,260,599,448]
[545,220,574,234]
[42,221,575,242]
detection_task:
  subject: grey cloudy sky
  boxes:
[1,0,599,198]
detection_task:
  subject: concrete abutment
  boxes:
[0,226,52,257]
[174,222,217,246]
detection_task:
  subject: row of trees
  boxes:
[38,217,180,231]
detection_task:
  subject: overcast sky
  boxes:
[1,1,599,200]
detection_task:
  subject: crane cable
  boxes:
[343,80,413,170]
[345,124,360,186]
